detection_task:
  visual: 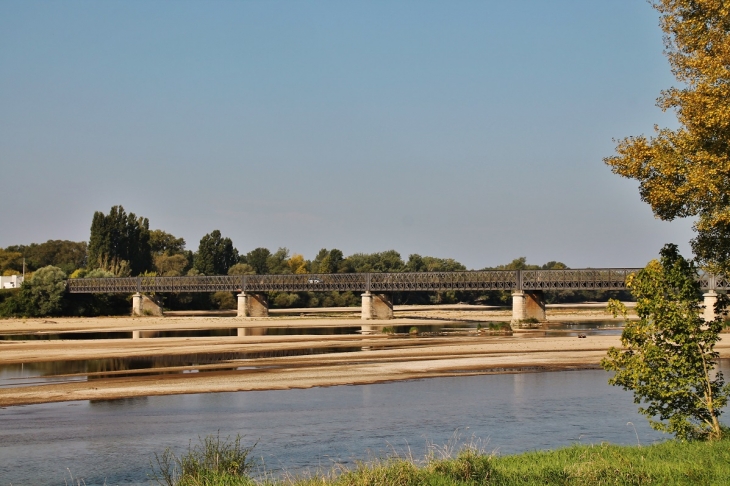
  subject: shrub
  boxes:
[211,291,236,310]
[150,433,256,486]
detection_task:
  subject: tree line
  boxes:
[0,205,630,317]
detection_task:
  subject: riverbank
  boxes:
[3,306,726,408]
[156,433,730,486]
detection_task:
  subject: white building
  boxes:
[1,275,24,289]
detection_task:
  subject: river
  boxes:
[3,360,728,485]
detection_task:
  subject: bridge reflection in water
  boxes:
[65,269,727,324]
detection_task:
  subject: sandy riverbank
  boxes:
[2,307,721,408]
[0,303,632,334]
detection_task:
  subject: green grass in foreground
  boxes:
[153,435,730,486]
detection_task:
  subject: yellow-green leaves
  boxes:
[601,244,729,440]
[605,0,730,272]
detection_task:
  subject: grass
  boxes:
[151,434,730,486]
[151,433,257,486]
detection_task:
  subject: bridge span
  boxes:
[65,269,728,324]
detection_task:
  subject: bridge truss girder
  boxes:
[61,268,704,294]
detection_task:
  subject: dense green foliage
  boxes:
[150,435,730,485]
[244,247,272,275]
[1,206,632,316]
[3,240,86,274]
[0,266,67,317]
[194,230,239,276]
[602,244,729,441]
[150,230,187,256]
[88,205,152,276]
[0,248,23,275]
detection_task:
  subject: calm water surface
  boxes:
[4,361,729,486]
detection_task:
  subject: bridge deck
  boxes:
[61,268,715,294]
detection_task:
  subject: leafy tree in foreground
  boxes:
[602,244,729,441]
[604,0,730,274]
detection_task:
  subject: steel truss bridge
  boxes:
[65,269,730,294]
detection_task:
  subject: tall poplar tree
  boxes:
[604,0,730,273]
[87,205,152,276]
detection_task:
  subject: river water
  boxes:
[3,360,729,486]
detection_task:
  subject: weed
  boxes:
[148,434,730,485]
[150,432,257,486]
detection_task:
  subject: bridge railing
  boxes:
[369,270,518,291]
[520,268,642,290]
[67,277,140,293]
[244,273,367,292]
[65,268,729,294]
[697,272,730,291]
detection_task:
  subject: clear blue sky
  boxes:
[0,1,695,270]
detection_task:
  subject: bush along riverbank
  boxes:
[150,434,730,486]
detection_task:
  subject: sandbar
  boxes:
[1,308,725,408]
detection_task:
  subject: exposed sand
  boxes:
[2,307,724,408]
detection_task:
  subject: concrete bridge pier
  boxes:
[360,324,384,335]
[511,290,546,326]
[132,330,160,339]
[361,292,394,320]
[237,327,267,337]
[132,293,164,317]
[237,292,269,317]
[703,290,718,322]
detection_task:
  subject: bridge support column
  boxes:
[511,290,545,326]
[132,293,142,316]
[237,327,266,336]
[132,293,163,317]
[703,290,718,322]
[361,292,372,320]
[237,292,269,317]
[361,292,393,320]
[237,293,248,317]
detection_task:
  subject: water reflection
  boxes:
[0,320,626,343]
[2,362,727,486]
[0,348,362,388]
[0,320,626,389]
[538,321,624,337]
